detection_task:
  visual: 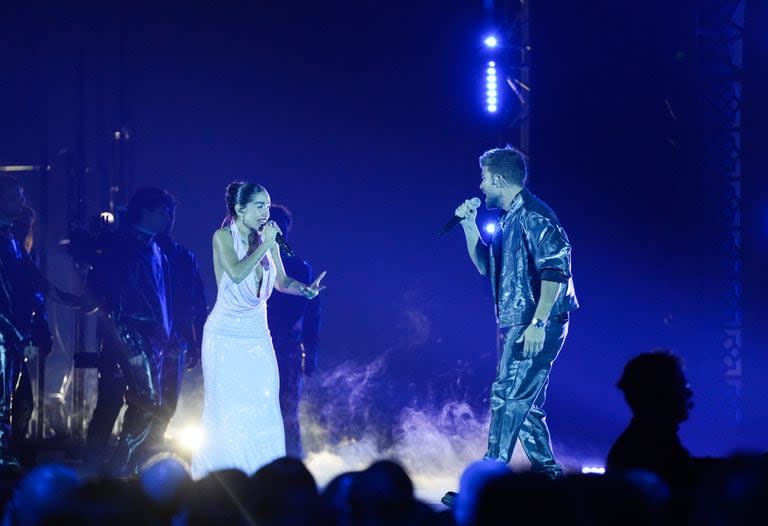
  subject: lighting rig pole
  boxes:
[483,1,530,152]
[505,0,530,154]
[696,0,745,424]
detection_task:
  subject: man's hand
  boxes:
[455,199,479,226]
[516,323,546,358]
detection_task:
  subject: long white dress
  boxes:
[191,223,285,479]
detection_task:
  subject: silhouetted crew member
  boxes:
[607,350,695,489]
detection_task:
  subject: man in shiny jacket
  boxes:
[10,205,53,463]
[455,147,579,478]
[153,209,208,443]
[84,187,178,476]
[0,178,37,470]
[0,176,74,469]
[85,192,206,470]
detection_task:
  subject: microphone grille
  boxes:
[469,197,482,207]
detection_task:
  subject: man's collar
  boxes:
[127,225,156,244]
[501,188,527,224]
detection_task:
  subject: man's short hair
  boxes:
[125,187,176,225]
[478,146,528,186]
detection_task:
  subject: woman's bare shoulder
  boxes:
[212,228,234,254]
[212,227,231,241]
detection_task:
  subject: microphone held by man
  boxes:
[438,197,482,237]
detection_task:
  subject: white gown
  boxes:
[191,223,285,479]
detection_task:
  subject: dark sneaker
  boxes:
[441,491,458,508]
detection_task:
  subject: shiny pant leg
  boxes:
[108,325,163,476]
[484,319,568,476]
[10,326,53,462]
[274,339,303,458]
[518,375,562,477]
[85,353,125,466]
[146,344,185,450]
[11,361,33,443]
[0,324,21,464]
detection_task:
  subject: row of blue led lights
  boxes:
[484,35,499,113]
[480,35,500,235]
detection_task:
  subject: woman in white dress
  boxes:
[191,182,325,479]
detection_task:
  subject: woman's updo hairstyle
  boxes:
[222,181,267,227]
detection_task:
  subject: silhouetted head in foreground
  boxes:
[617,349,693,425]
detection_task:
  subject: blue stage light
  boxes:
[484,222,497,234]
[484,35,499,48]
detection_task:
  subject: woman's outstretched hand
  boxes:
[301,271,327,299]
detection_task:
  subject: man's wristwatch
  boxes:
[531,317,546,329]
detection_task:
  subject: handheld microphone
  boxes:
[438,197,482,237]
[275,233,296,258]
[259,221,296,257]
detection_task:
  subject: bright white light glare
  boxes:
[484,35,499,48]
[169,425,204,453]
[0,165,38,172]
[484,223,497,234]
[581,465,606,475]
[100,211,115,224]
[485,60,499,113]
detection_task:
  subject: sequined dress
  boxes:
[191,223,285,478]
